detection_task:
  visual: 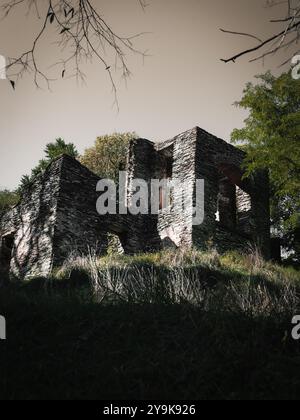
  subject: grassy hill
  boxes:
[0,248,300,400]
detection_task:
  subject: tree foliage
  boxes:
[232,71,300,263]
[0,190,19,220]
[80,132,136,181]
[45,138,79,161]
[19,138,78,193]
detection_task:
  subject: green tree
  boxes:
[19,138,78,193]
[0,190,19,220]
[80,132,136,181]
[45,138,79,161]
[231,71,300,264]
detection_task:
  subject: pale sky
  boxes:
[0,0,295,190]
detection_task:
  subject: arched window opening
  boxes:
[216,177,237,229]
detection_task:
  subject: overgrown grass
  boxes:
[48,248,300,315]
[0,248,300,400]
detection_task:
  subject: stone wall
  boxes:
[192,127,270,258]
[0,126,271,280]
[0,158,62,279]
[155,128,198,248]
[52,155,108,266]
[125,139,161,253]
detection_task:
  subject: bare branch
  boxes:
[221,0,300,65]
[220,28,263,44]
[2,0,149,108]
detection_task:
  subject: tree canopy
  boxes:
[80,132,136,181]
[0,190,19,220]
[232,71,300,263]
[19,138,78,193]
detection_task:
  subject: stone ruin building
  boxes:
[0,127,271,280]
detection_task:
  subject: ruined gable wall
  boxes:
[125,131,199,251]
[156,128,198,248]
[52,155,108,266]
[193,128,245,250]
[0,205,20,238]
[193,127,270,257]
[8,158,62,279]
[125,139,161,253]
[193,128,226,249]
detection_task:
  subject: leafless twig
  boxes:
[2,0,149,109]
[221,0,300,66]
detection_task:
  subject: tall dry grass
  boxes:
[52,247,300,316]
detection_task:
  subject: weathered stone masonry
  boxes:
[0,126,271,280]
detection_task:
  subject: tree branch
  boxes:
[221,0,300,65]
[2,0,149,109]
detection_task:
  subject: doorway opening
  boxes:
[0,233,15,271]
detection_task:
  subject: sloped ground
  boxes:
[0,249,299,400]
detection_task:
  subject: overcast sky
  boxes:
[0,0,295,190]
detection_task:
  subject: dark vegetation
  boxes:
[0,249,299,400]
